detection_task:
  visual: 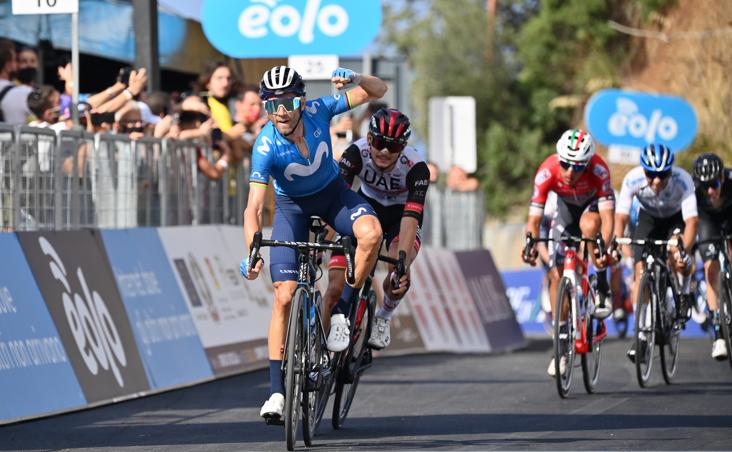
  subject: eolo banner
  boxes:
[202,0,382,57]
[585,89,698,152]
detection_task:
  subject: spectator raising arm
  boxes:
[94,68,147,113]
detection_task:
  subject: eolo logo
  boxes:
[585,89,698,152]
[202,0,382,58]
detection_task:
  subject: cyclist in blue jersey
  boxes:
[240,65,387,422]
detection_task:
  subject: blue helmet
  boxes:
[640,144,674,172]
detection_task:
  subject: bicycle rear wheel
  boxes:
[719,276,732,372]
[634,272,656,388]
[582,279,602,394]
[554,277,575,398]
[660,283,681,384]
[302,291,329,446]
[332,290,375,429]
[284,288,305,451]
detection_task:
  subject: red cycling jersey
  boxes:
[529,154,614,217]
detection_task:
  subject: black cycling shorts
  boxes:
[631,208,684,263]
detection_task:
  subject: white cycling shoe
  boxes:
[547,355,567,377]
[260,393,284,420]
[592,297,612,320]
[327,314,350,352]
[712,339,727,360]
[368,317,391,350]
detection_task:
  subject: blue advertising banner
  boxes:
[503,266,709,338]
[202,0,382,57]
[100,229,213,388]
[502,268,549,336]
[0,234,86,423]
[585,89,697,151]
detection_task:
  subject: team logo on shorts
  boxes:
[350,207,368,221]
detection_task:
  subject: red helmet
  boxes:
[369,108,411,143]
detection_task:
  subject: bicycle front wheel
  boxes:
[634,272,656,388]
[660,285,681,384]
[302,291,329,446]
[304,291,333,443]
[719,275,732,372]
[582,278,602,394]
[554,277,575,398]
[332,290,375,429]
[284,288,305,451]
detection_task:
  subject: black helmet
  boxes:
[369,108,411,143]
[693,153,724,183]
[259,66,306,100]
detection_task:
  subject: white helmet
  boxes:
[556,128,595,163]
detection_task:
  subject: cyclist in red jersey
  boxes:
[522,128,615,377]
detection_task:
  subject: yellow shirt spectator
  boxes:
[208,96,233,132]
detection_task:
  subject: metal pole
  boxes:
[71,12,80,127]
[133,0,160,92]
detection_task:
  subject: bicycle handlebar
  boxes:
[248,231,357,284]
[615,237,680,247]
[696,234,732,246]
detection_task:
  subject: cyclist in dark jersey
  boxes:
[324,108,430,349]
[693,153,732,360]
[241,65,387,422]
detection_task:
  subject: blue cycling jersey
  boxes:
[250,94,351,197]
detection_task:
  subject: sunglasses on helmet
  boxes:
[559,159,588,172]
[263,97,302,114]
[644,169,671,180]
[700,178,721,190]
[370,134,406,154]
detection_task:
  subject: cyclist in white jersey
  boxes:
[241,66,387,422]
[613,144,698,362]
[325,108,430,349]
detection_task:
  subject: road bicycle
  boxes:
[330,249,405,429]
[696,233,732,371]
[247,217,355,450]
[616,236,690,387]
[523,233,608,398]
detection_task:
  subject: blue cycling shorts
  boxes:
[270,177,376,282]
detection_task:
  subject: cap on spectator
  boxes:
[137,101,161,125]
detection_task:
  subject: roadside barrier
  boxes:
[0,225,524,425]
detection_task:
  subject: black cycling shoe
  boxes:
[627,341,648,364]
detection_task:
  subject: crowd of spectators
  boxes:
[1,38,481,194]
[0,38,266,184]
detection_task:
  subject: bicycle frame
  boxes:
[561,243,606,354]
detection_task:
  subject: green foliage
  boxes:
[480,123,545,214]
[381,0,678,217]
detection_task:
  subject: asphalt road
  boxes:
[2,338,731,451]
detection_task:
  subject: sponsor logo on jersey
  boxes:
[306,101,320,115]
[535,168,551,185]
[257,136,273,156]
[363,168,402,191]
[592,164,608,179]
[283,141,329,181]
[414,179,429,187]
[251,171,264,180]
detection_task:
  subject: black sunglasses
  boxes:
[700,179,721,190]
[370,134,406,154]
[559,159,588,172]
[644,169,671,180]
